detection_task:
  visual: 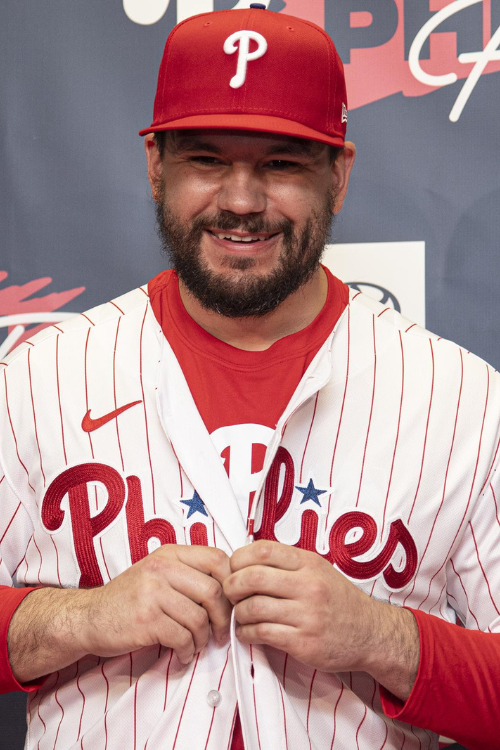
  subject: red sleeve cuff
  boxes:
[380,607,500,750]
[0,586,47,694]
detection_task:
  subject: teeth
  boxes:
[215,233,264,242]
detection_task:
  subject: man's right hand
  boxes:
[8,545,232,684]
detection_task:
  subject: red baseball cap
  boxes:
[139,6,348,147]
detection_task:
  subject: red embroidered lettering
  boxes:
[126,475,177,563]
[42,463,126,587]
[329,511,417,588]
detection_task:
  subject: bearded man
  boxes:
[0,7,499,750]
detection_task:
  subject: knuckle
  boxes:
[192,607,209,630]
[248,596,264,618]
[254,540,273,562]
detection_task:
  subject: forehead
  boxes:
[166,129,329,158]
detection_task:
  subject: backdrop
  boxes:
[1,1,499,747]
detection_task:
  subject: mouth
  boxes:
[206,228,281,246]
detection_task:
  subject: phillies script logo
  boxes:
[124,0,500,122]
[0,272,85,360]
[41,451,418,590]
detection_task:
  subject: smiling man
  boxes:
[1,6,500,750]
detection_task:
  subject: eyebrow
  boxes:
[171,135,323,158]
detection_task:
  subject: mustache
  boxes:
[191,212,293,237]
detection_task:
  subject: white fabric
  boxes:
[1,285,500,749]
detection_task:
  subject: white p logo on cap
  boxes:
[223,30,268,89]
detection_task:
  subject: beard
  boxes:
[155,188,336,318]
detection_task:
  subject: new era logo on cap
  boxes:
[139,8,348,148]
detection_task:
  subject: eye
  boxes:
[265,160,300,171]
[189,155,223,166]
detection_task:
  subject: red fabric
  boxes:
[0,585,46,694]
[139,9,347,147]
[381,608,500,750]
[148,266,348,437]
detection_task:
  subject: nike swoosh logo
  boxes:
[81,400,142,432]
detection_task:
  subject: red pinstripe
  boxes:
[50,534,62,587]
[378,720,388,750]
[28,348,46,486]
[409,724,422,750]
[381,332,405,536]
[129,652,133,687]
[76,663,86,741]
[355,706,367,749]
[113,317,125,471]
[80,313,95,326]
[12,548,28,578]
[25,341,34,347]
[53,672,64,750]
[163,647,174,711]
[0,501,21,544]
[139,287,149,298]
[249,645,262,750]
[428,582,446,616]
[204,646,230,750]
[419,360,489,609]
[299,392,319,483]
[282,653,288,689]
[110,301,125,315]
[102,660,109,750]
[377,307,390,318]
[355,315,377,507]
[329,307,350,488]
[56,336,68,466]
[33,535,42,584]
[450,559,480,628]
[329,682,344,749]
[134,680,138,750]
[470,520,500,615]
[403,349,464,607]
[277,680,289,750]
[306,669,317,750]
[408,340,435,524]
[4,370,35,492]
[227,706,238,750]
[172,653,200,749]
[490,484,500,528]
[53,325,63,333]
[139,307,156,513]
[405,324,416,333]
[36,693,48,750]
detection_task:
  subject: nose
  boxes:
[217,164,267,215]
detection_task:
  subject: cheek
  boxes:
[164,173,219,218]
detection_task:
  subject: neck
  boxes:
[178,266,328,351]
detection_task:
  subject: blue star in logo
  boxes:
[296,479,326,507]
[180,491,208,519]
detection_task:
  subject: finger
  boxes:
[235,621,296,653]
[170,545,232,585]
[224,565,297,605]
[166,564,232,646]
[230,540,305,574]
[157,586,210,653]
[157,617,196,665]
[234,595,298,628]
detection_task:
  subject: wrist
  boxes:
[362,601,420,702]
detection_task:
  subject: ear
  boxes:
[144,134,163,203]
[331,141,356,214]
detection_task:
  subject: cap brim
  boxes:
[139,113,344,148]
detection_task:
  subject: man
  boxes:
[0,6,499,749]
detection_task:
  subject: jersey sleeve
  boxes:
[381,469,500,749]
[0,471,42,694]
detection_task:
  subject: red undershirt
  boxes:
[1,270,499,749]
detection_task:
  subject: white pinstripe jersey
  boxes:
[1,283,500,750]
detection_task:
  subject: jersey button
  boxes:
[207,690,222,708]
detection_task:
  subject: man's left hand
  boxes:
[224,540,419,701]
